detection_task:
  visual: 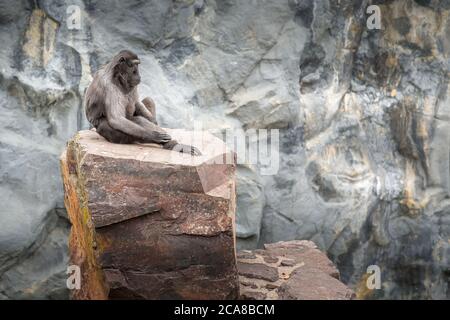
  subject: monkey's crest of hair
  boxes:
[106,50,139,71]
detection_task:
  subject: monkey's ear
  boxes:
[119,57,125,64]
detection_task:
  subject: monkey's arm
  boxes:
[135,100,157,124]
[110,116,171,143]
[105,101,170,143]
[132,112,201,156]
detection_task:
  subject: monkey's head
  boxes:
[112,50,141,89]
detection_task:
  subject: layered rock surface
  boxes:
[238,240,354,300]
[60,129,239,299]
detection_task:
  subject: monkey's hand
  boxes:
[163,140,202,156]
[148,131,172,144]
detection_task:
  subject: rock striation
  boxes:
[237,240,355,300]
[60,129,239,299]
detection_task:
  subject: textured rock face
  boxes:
[1,0,450,299]
[60,129,239,299]
[238,240,355,300]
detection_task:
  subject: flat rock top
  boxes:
[63,129,237,219]
[73,129,234,167]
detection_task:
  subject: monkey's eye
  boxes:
[126,60,133,67]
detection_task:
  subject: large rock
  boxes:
[60,129,239,299]
[237,240,355,300]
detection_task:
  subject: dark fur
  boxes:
[85,50,200,155]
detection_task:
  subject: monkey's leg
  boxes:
[138,97,157,124]
[96,118,136,144]
[142,97,156,117]
[131,116,172,144]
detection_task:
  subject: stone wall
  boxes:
[0,0,449,299]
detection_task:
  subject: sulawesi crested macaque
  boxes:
[85,50,201,155]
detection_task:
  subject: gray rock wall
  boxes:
[0,0,448,299]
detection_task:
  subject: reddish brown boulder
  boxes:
[237,240,355,300]
[60,129,239,299]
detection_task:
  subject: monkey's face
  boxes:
[118,56,141,88]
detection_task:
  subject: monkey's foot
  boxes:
[163,140,201,156]
[173,143,202,156]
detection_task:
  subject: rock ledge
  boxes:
[60,129,239,299]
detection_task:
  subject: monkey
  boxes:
[85,50,201,155]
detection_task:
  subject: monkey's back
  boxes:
[85,68,109,128]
